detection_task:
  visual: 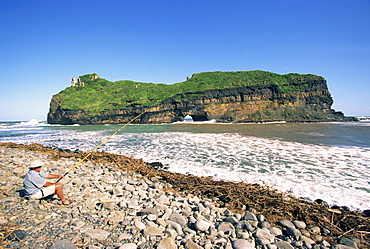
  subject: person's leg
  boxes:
[44,182,68,203]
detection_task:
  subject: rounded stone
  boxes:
[231,239,255,249]
[157,237,177,249]
[255,228,274,241]
[143,227,165,237]
[243,211,257,221]
[258,221,271,229]
[235,220,255,231]
[217,222,235,237]
[169,213,187,226]
[195,219,210,231]
[256,238,271,245]
[268,227,283,236]
[292,220,306,229]
[285,227,302,237]
[301,235,315,245]
[277,220,295,228]
[273,241,294,249]
[184,239,203,249]
[119,243,137,249]
[147,214,157,221]
[134,220,146,230]
[309,226,321,234]
[48,239,77,249]
[339,237,358,248]
[256,214,265,222]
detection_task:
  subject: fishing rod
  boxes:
[56,111,146,182]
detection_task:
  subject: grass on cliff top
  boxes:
[52,71,324,112]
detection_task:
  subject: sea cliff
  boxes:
[47,71,356,125]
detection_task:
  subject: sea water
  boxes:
[1,119,369,211]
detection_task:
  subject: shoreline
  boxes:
[0,142,369,248]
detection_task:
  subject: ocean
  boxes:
[1,118,369,211]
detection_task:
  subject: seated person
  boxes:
[23,159,70,205]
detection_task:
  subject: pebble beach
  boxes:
[0,143,368,249]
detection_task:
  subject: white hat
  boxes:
[29,160,44,168]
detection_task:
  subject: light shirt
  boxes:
[23,170,48,197]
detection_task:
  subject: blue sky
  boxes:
[1,0,369,121]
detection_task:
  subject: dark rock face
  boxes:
[47,78,356,125]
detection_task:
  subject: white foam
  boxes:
[20,119,40,126]
[106,132,370,211]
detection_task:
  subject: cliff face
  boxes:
[47,72,355,124]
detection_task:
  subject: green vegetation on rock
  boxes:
[52,71,324,113]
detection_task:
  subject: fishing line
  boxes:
[56,111,146,182]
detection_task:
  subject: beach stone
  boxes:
[147,214,157,221]
[0,217,7,225]
[339,237,358,249]
[293,241,303,247]
[309,226,321,234]
[125,185,135,192]
[204,240,212,249]
[258,221,271,228]
[255,228,274,241]
[134,220,146,230]
[12,230,29,240]
[255,237,271,246]
[118,233,133,240]
[273,241,294,249]
[231,239,254,249]
[127,199,140,209]
[184,239,202,249]
[140,208,158,216]
[243,211,258,222]
[331,245,354,249]
[322,227,331,235]
[277,220,295,228]
[156,217,167,227]
[217,222,236,237]
[285,227,302,236]
[157,237,177,249]
[235,220,255,231]
[113,186,124,196]
[195,219,210,231]
[223,216,239,224]
[188,196,200,203]
[312,234,323,242]
[143,227,165,237]
[49,239,78,249]
[72,220,86,230]
[292,220,306,229]
[236,229,250,239]
[156,194,170,204]
[169,213,187,226]
[166,220,184,235]
[119,243,137,249]
[301,235,315,245]
[257,214,265,222]
[321,240,332,247]
[84,229,110,240]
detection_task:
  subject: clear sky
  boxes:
[1,0,369,121]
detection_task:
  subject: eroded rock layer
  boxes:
[47,72,355,124]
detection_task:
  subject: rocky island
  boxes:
[47,71,356,125]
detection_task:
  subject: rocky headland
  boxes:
[0,143,369,248]
[47,71,356,125]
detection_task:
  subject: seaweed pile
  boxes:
[1,142,369,248]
